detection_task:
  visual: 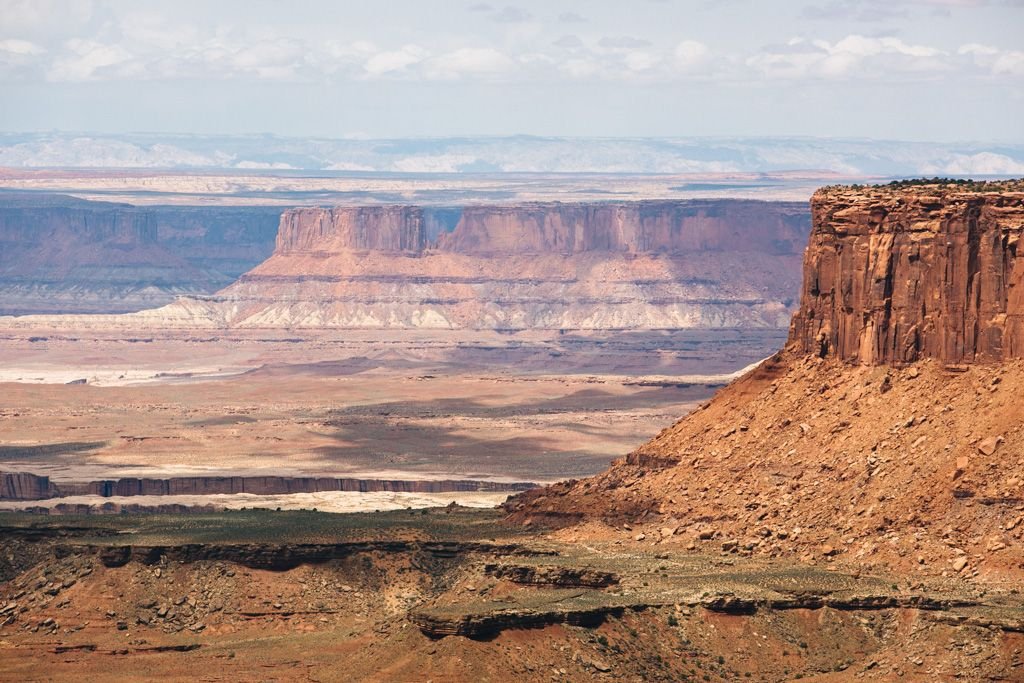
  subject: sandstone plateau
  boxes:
[0,199,810,331]
[509,180,1024,577]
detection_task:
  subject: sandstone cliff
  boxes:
[0,472,533,501]
[0,194,280,315]
[190,200,809,330]
[509,180,1024,577]
[790,183,1024,364]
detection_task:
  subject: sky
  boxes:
[0,0,1022,141]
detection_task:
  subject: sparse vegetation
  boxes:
[822,177,1023,193]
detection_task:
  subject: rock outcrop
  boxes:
[0,194,280,315]
[0,472,535,501]
[790,183,1024,364]
[96,540,537,570]
[509,180,1024,574]
[483,563,619,588]
[0,472,55,500]
[180,200,810,330]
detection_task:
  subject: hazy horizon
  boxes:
[1,131,1023,175]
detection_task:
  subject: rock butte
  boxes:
[509,180,1024,575]
[0,199,810,331]
[791,184,1024,364]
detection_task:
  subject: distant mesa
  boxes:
[0,199,810,331]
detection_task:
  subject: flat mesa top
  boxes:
[815,178,1024,200]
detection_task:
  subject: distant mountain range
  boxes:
[1,133,1022,177]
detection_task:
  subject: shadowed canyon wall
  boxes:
[789,184,1024,364]
[0,194,281,315]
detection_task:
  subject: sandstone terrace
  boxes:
[1,508,1022,681]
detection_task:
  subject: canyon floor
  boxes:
[2,331,1021,682]
[0,328,781,512]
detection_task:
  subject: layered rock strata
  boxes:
[185,200,810,330]
[0,472,535,501]
[790,184,1024,364]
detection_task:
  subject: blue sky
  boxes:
[0,0,1022,140]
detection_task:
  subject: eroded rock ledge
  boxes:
[0,472,536,502]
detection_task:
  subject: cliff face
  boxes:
[275,202,807,256]
[0,472,533,501]
[789,185,1024,364]
[0,194,280,315]
[509,181,1024,575]
[207,200,810,330]
[0,472,55,500]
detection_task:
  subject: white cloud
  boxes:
[598,36,652,50]
[118,12,200,51]
[364,45,429,76]
[3,4,1020,88]
[959,42,1024,76]
[424,47,516,79]
[624,51,661,72]
[831,35,941,58]
[0,38,47,79]
[560,58,599,78]
[229,39,308,79]
[746,34,951,80]
[993,51,1024,75]
[0,0,97,39]
[0,39,45,56]
[673,40,710,70]
[47,39,134,81]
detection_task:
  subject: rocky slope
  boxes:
[0,193,280,315]
[508,180,1024,577]
[2,510,1021,681]
[141,200,809,330]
